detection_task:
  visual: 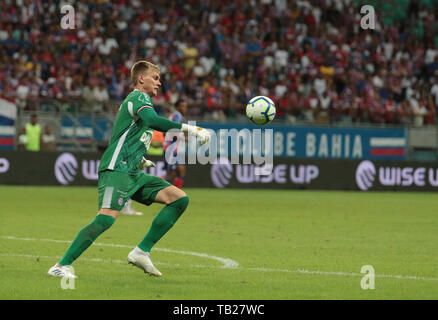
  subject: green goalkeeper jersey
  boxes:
[99,89,182,174]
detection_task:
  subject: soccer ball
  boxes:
[246,96,276,125]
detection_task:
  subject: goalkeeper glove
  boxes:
[139,157,156,170]
[181,124,211,145]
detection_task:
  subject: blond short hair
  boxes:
[131,61,160,85]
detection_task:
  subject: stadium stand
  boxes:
[1,0,438,147]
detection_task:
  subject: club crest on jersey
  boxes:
[118,197,124,206]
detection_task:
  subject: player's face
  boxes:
[179,102,188,115]
[140,70,161,97]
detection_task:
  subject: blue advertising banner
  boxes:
[198,122,407,160]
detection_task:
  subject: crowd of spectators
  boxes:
[1,0,438,126]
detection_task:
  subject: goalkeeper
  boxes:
[48,61,210,278]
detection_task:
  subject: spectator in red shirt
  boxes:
[384,93,397,123]
[370,93,386,124]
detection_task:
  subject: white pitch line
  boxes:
[0,235,239,269]
[245,267,438,282]
[2,252,438,282]
[0,252,236,270]
[0,253,191,268]
[2,236,438,282]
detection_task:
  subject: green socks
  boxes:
[138,196,189,252]
[58,196,189,265]
[59,214,115,266]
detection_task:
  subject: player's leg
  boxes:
[121,198,143,216]
[47,208,117,278]
[136,185,188,253]
[166,169,176,183]
[53,211,119,269]
[163,155,172,182]
[127,176,189,276]
[165,161,177,184]
[48,171,130,277]
[173,164,185,188]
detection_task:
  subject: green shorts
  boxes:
[97,170,172,211]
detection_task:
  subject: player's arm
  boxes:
[138,107,210,145]
[138,106,182,131]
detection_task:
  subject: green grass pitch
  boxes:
[1,186,438,299]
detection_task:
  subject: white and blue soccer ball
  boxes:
[246,96,276,125]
